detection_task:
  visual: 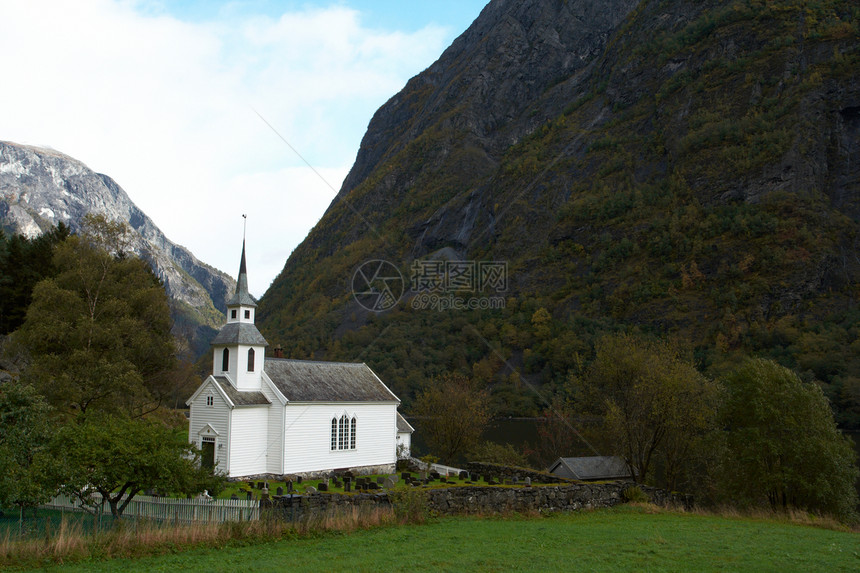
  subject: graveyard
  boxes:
[217,469,540,500]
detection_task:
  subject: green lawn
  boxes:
[26,506,860,572]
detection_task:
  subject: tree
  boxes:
[719,359,859,522]
[535,393,604,468]
[577,333,719,487]
[16,215,176,418]
[0,380,57,527]
[0,223,70,334]
[410,373,491,464]
[51,413,224,518]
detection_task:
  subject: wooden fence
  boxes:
[43,493,260,523]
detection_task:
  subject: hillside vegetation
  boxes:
[257,0,860,426]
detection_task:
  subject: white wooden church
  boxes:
[187,244,411,478]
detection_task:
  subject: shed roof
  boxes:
[396,412,414,433]
[264,358,399,403]
[212,376,270,406]
[548,456,632,480]
[211,322,269,346]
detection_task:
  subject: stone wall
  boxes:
[262,482,691,522]
[425,482,690,515]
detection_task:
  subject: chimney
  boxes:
[273,345,283,359]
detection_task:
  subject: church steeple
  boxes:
[211,238,268,390]
[227,241,257,308]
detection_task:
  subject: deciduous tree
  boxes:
[410,373,491,464]
[578,333,719,487]
[17,215,175,418]
[51,413,223,518]
[718,358,858,522]
[0,380,56,523]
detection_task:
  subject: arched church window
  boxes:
[350,417,357,449]
[339,415,347,450]
[331,418,338,450]
[222,348,229,371]
[247,348,255,372]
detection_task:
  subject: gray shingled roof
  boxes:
[396,412,414,433]
[212,376,270,406]
[264,359,399,403]
[549,456,632,480]
[211,322,269,346]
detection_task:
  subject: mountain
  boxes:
[0,141,235,357]
[257,0,860,426]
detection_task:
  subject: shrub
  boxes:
[622,486,650,504]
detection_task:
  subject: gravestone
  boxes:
[401,472,411,481]
[286,480,293,492]
[230,494,238,500]
[257,481,265,489]
[376,477,385,485]
[512,477,519,484]
[383,477,396,489]
[296,475,303,484]
[369,482,379,490]
[459,471,469,480]
[344,480,351,492]
[318,482,328,492]
[276,486,284,496]
[306,486,317,494]
[525,477,532,487]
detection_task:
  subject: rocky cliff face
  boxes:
[0,141,234,355]
[258,0,860,422]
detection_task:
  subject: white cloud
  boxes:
[0,0,450,295]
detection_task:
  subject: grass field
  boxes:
[19,506,860,572]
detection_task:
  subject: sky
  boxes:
[0,0,488,296]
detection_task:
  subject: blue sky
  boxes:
[0,0,488,295]
[159,1,487,31]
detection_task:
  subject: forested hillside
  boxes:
[257,0,860,426]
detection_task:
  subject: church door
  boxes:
[201,437,216,469]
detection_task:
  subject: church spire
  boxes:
[227,239,257,308]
